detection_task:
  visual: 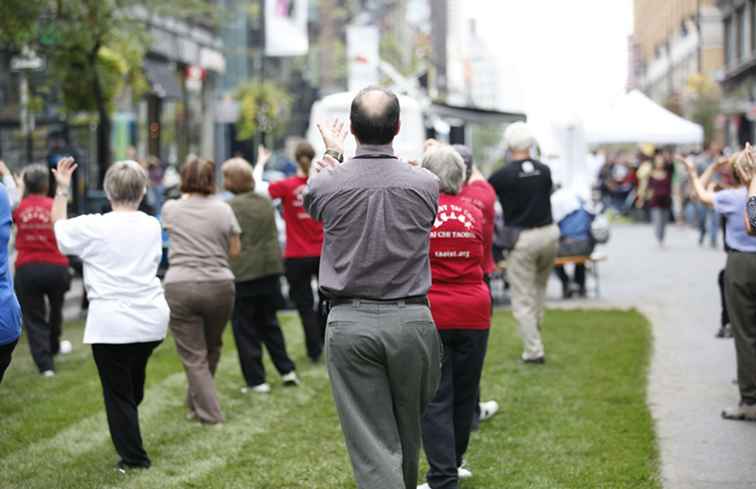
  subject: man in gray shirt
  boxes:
[305,87,442,489]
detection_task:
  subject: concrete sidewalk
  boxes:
[549,223,756,489]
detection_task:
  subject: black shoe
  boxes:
[716,324,733,338]
[115,460,150,474]
[561,284,572,299]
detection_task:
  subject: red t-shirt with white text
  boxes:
[13,195,69,269]
[428,193,491,330]
[268,176,324,258]
[458,180,496,274]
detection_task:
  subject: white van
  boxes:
[306,91,426,163]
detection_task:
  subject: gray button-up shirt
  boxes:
[304,143,440,300]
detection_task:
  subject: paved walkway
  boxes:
[550,223,756,489]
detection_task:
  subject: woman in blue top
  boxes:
[684,151,756,422]
[0,183,23,384]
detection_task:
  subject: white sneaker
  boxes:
[59,340,73,355]
[479,400,499,421]
[241,383,271,394]
[282,371,300,386]
[458,464,473,479]
[41,370,55,378]
[417,484,430,489]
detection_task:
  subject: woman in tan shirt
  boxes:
[161,157,241,425]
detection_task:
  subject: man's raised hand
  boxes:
[317,119,348,154]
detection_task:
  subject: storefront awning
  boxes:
[144,58,182,100]
[428,102,527,125]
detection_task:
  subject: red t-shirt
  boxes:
[268,175,324,258]
[458,180,496,274]
[13,195,69,269]
[428,194,491,330]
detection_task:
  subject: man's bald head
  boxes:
[350,87,401,145]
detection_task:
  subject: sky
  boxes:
[468,0,634,119]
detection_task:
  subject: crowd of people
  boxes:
[596,144,735,247]
[4,86,755,488]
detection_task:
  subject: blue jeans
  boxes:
[696,203,718,247]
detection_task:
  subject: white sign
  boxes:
[11,56,44,71]
[265,0,308,57]
[347,25,380,92]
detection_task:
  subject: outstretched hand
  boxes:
[674,154,695,174]
[317,119,348,154]
[735,143,755,185]
[257,145,273,168]
[313,154,341,174]
[52,157,77,189]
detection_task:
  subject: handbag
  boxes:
[590,214,610,244]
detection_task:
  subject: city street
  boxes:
[559,223,756,489]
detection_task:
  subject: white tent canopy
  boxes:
[585,90,704,146]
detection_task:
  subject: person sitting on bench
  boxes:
[551,188,596,299]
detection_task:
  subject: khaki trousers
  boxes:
[507,224,559,360]
[165,280,235,424]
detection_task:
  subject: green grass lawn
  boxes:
[0,309,660,489]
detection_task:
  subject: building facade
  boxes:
[631,0,724,106]
[717,0,756,145]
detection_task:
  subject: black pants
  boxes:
[92,341,161,468]
[719,268,730,327]
[554,239,594,289]
[724,252,756,404]
[15,263,70,372]
[472,276,494,429]
[285,257,325,361]
[232,294,296,387]
[0,339,18,384]
[422,329,490,489]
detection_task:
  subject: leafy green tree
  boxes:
[0,0,213,183]
[235,81,292,145]
[686,74,722,148]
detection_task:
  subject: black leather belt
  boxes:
[331,296,429,307]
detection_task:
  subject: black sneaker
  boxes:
[116,460,150,474]
[715,324,733,338]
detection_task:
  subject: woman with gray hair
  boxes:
[13,164,71,376]
[419,145,492,489]
[52,158,169,472]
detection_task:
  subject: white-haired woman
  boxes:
[52,158,169,472]
[488,121,559,363]
[419,145,491,489]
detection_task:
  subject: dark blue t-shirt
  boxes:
[0,185,21,345]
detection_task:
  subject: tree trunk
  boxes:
[90,45,111,188]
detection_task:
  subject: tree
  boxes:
[686,74,722,148]
[0,0,213,184]
[235,81,292,146]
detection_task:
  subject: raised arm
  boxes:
[735,146,756,235]
[253,145,272,195]
[679,155,715,206]
[51,157,77,223]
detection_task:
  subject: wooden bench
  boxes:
[496,251,608,298]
